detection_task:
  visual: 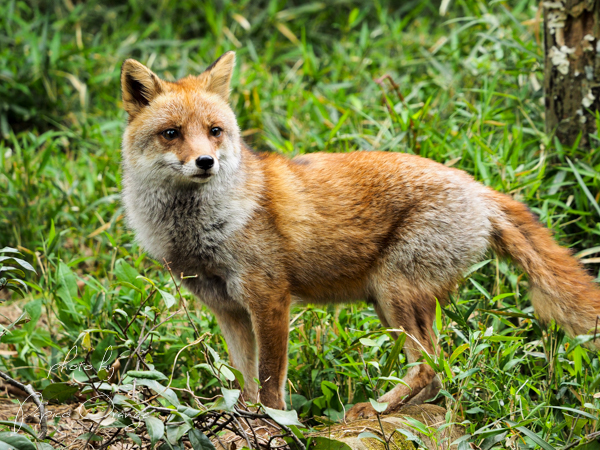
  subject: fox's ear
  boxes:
[121,59,164,117]
[200,51,236,101]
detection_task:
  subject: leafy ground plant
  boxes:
[1,258,309,449]
[1,0,600,448]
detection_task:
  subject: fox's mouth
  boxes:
[192,173,212,179]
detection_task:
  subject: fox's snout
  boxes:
[171,133,220,182]
[174,149,220,184]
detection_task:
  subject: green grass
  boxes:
[1,0,600,449]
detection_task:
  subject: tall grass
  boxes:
[1,0,599,448]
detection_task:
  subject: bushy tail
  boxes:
[488,191,600,341]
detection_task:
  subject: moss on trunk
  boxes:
[544,0,600,147]
[309,405,464,450]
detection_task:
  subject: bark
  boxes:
[544,0,600,147]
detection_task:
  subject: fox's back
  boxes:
[259,151,494,302]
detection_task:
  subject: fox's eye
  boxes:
[161,129,179,141]
[210,127,222,138]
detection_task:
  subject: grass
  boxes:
[1,0,600,448]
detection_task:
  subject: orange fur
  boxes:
[120,52,600,419]
[488,190,600,337]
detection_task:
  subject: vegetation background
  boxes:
[1,0,599,448]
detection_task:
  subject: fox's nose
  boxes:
[195,155,214,170]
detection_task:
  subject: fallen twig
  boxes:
[0,369,47,440]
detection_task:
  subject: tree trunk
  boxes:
[544,0,600,148]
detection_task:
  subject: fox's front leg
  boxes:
[248,291,292,410]
[212,306,259,403]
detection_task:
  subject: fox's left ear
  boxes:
[200,51,236,101]
[121,59,164,118]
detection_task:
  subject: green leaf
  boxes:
[167,423,191,445]
[47,220,56,249]
[464,259,492,277]
[288,425,305,440]
[490,293,516,302]
[435,299,443,332]
[0,432,36,450]
[466,407,485,414]
[0,257,35,274]
[128,379,180,406]
[359,338,378,347]
[0,247,19,254]
[263,406,304,427]
[469,278,491,299]
[368,398,388,413]
[482,335,525,342]
[176,405,203,418]
[451,434,473,448]
[545,406,597,421]
[357,432,384,443]
[506,421,555,450]
[158,289,177,308]
[127,433,142,446]
[321,380,338,391]
[572,439,600,450]
[0,422,37,439]
[23,300,42,327]
[116,281,143,294]
[126,370,168,381]
[311,436,352,450]
[225,364,245,391]
[404,416,429,434]
[115,260,143,289]
[0,267,24,277]
[348,8,359,26]
[382,332,406,377]
[144,416,165,445]
[189,429,216,450]
[214,362,235,381]
[328,110,350,141]
[480,431,507,450]
[56,262,77,314]
[566,158,600,218]
[4,286,25,298]
[82,332,92,350]
[13,258,36,274]
[33,443,55,450]
[41,383,78,402]
[217,387,240,411]
[6,275,26,286]
[76,433,103,441]
[449,343,469,364]
[97,368,108,381]
[395,428,425,447]
[571,346,585,375]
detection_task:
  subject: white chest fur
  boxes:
[121,170,259,307]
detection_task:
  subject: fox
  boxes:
[120,51,600,420]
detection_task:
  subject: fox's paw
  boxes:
[345,402,378,421]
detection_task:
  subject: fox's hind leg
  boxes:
[346,284,440,420]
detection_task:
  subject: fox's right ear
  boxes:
[200,51,236,102]
[121,59,164,118]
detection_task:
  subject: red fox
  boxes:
[120,51,600,419]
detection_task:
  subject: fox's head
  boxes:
[120,52,240,185]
